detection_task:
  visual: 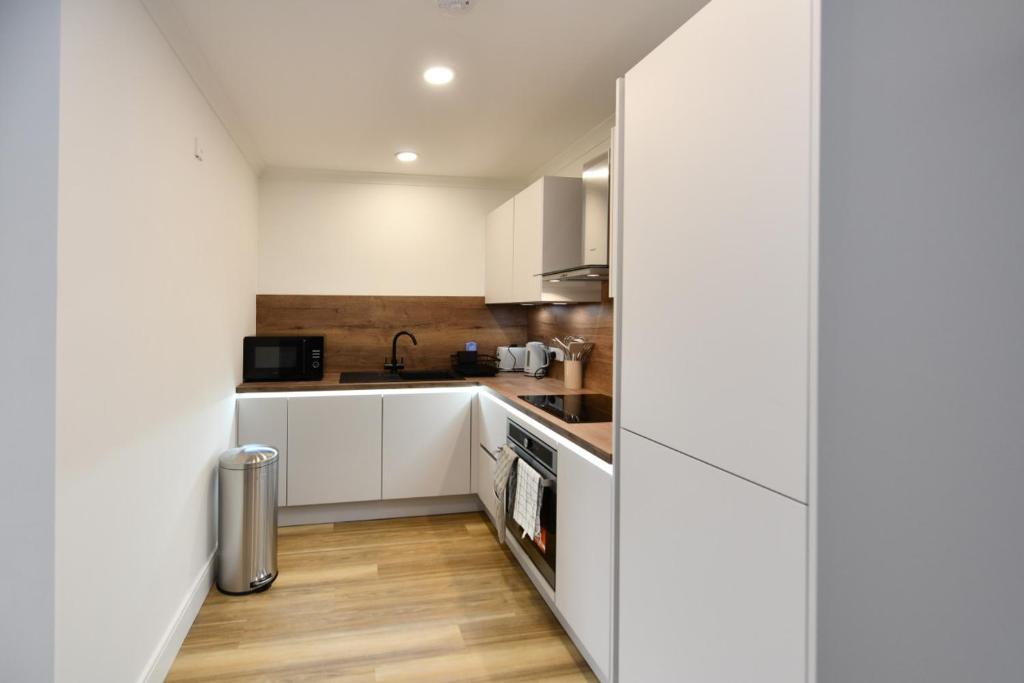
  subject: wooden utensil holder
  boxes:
[563,360,583,390]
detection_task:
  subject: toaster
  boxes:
[496,346,527,372]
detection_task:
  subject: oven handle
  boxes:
[508,444,557,487]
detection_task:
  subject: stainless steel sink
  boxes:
[339,370,461,384]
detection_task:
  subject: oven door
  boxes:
[505,452,557,588]
[243,337,309,382]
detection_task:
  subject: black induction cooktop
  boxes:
[518,393,613,424]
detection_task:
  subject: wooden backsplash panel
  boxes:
[527,282,614,394]
[257,295,528,374]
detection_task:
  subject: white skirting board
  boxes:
[278,495,482,526]
[140,547,216,683]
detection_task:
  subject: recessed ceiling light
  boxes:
[549,279,561,283]
[395,151,418,162]
[423,66,455,86]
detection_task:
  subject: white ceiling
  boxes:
[147,0,706,180]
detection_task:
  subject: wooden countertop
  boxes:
[236,373,613,464]
[474,375,613,463]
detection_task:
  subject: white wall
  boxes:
[55,0,258,681]
[259,172,515,296]
[818,1,1024,681]
[0,1,59,679]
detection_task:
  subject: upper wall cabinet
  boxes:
[484,198,515,304]
[485,177,602,304]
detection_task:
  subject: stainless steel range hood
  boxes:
[542,151,610,282]
[542,265,608,282]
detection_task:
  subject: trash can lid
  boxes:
[219,444,279,470]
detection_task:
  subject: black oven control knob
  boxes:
[312,361,320,369]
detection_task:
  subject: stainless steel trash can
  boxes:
[217,444,279,594]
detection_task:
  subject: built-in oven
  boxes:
[243,336,324,382]
[505,419,557,588]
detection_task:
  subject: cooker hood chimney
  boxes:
[542,151,611,282]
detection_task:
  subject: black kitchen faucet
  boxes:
[385,330,417,373]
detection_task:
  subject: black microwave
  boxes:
[243,336,324,382]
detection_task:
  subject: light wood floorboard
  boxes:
[167,513,597,682]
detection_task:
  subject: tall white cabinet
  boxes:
[617,0,814,679]
[618,432,806,683]
[619,0,812,503]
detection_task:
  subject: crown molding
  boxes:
[527,113,616,181]
[141,0,265,171]
[259,166,527,192]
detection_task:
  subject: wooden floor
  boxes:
[168,512,597,682]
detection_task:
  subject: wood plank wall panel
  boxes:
[257,295,528,375]
[527,283,614,394]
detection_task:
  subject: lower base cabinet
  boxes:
[287,394,383,506]
[618,430,807,682]
[476,445,499,522]
[382,390,473,499]
[556,446,613,681]
[237,397,288,506]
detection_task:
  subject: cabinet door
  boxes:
[484,198,515,304]
[475,446,499,523]
[609,79,624,299]
[237,397,288,506]
[620,0,812,501]
[382,391,472,499]
[512,179,544,302]
[287,394,382,506]
[477,391,510,455]
[555,447,613,680]
[618,431,806,682]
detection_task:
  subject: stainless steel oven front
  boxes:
[505,419,557,588]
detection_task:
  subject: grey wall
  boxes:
[0,0,59,679]
[818,2,1024,681]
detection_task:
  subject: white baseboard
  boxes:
[139,547,216,683]
[278,495,482,526]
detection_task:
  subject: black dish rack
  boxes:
[451,351,499,377]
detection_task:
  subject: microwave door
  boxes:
[249,339,301,380]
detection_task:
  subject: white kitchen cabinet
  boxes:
[608,79,624,300]
[511,176,600,304]
[237,397,288,506]
[475,446,499,523]
[618,431,806,682]
[555,445,613,681]
[581,155,609,266]
[620,0,812,501]
[477,390,510,455]
[484,198,515,304]
[287,394,382,506]
[382,390,472,499]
